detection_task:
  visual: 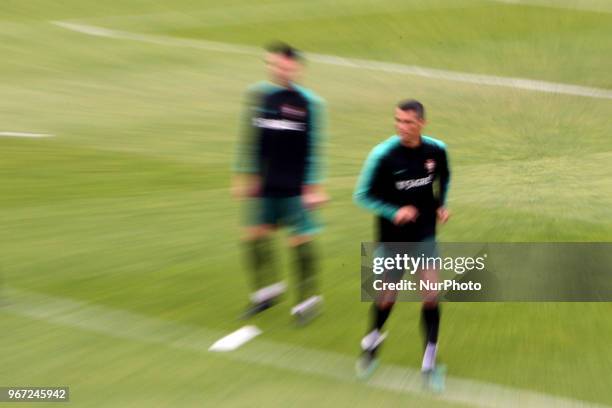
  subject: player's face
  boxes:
[266,53,301,86]
[395,108,425,141]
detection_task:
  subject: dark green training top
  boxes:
[354,135,450,242]
[234,81,326,197]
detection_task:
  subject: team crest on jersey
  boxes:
[281,104,306,119]
[425,159,436,173]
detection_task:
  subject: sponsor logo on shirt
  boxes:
[395,175,433,190]
[253,118,305,131]
[281,104,307,119]
[425,159,436,173]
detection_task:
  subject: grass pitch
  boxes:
[1,1,611,406]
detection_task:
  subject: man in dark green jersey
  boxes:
[232,42,328,323]
[354,100,450,380]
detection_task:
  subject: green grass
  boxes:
[0,1,611,406]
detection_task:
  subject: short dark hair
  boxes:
[265,41,303,61]
[397,99,425,119]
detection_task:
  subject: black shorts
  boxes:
[375,239,439,283]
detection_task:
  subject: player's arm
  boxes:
[302,96,329,208]
[353,146,402,222]
[436,145,451,223]
[232,89,260,198]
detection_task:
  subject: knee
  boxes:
[422,300,438,309]
[377,296,395,310]
[243,225,274,241]
[288,234,313,247]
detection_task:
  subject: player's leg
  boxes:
[357,244,403,378]
[241,198,285,318]
[420,267,440,373]
[285,197,323,324]
[418,237,446,391]
[356,294,393,378]
[420,269,445,392]
[288,234,323,324]
[363,243,405,340]
[372,293,395,329]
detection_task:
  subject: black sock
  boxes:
[294,241,317,302]
[421,304,440,345]
[246,237,276,292]
[371,303,393,331]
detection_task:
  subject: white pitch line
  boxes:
[77,1,488,30]
[2,287,609,408]
[490,0,612,13]
[52,21,612,101]
[0,131,53,138]
[209,325,262,352]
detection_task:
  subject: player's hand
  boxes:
[231,175,260,199]
[301,184,329,209]
[437,207,450,224]
[393,205,419,225]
